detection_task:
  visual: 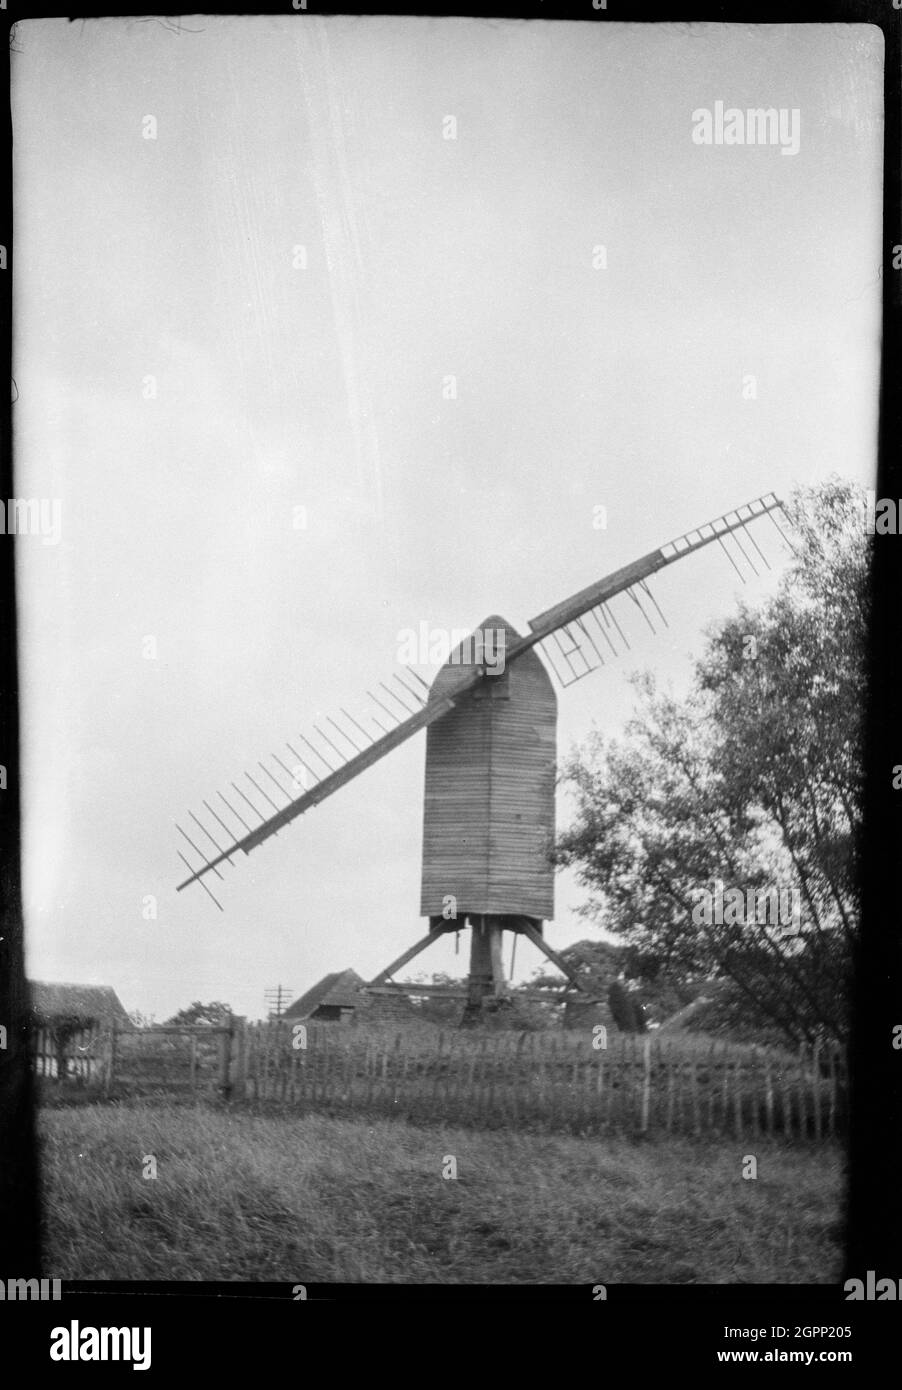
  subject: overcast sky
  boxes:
[12,17,882,1020]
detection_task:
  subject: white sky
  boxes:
[11,17,882,1020]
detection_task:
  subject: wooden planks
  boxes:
[420,617,557,919]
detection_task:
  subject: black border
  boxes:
[0,0,899,1353]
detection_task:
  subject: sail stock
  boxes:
[175,492,789,897]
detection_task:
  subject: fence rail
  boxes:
[31,1017,847,1140]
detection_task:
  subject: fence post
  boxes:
[595,1035,605,1131]
[104,1019,117,1096]
[720,1044,730,1136]
[639,1037,651,1135]
[232,1016,247,1100]
[779,1051,793,1141]
[797,1042,808,1143]
[827,1047,837,1137]
[762,1050,773,1137]
[706,1041,717,1131]
[390,1033,402,1108]
[812,1041,822,1141]
[749,1048,759,1141]
[219,1012,234,1098]
[733,1053,743,1141]
[690,1049,701,1136]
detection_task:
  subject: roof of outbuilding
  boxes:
[282,968,366,1020]
[29,981,132,1028]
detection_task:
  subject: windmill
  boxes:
[175,493,793,1024]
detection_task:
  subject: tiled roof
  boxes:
[282,968,366,1019]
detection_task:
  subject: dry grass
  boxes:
[39,1101,845,1283]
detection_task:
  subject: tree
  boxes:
[165,1001,232,1026]
[526,938,704,1030]
[607,981,647,1034]
[555,478,865,1047]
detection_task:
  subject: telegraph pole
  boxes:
[263,984,292,1021]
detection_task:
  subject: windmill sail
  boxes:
[524,490,789,687]
[176,491,788,900]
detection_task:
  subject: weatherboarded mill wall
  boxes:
[420,615,557,920]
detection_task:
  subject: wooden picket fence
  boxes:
[34,1016,848,1140]
[234,1022,848,1141]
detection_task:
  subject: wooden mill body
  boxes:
[420,616,557,1010]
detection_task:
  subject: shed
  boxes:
[29,980,132,1080]
[30,981,132,1031]
[283,968,366,1023]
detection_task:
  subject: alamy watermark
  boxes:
[844,1271,902,1300]
[50,1322,151,1370]
[0,497,62,546]
[692,103,801,157]
[690,879,802,935]
[865,490,902,535]
[397,623,506,674]
[0,1276,62,1300]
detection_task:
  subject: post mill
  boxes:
[176,494,792,1024]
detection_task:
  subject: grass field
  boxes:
[39,1101,845,1283]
